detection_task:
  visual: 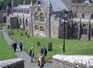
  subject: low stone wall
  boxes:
[53,55,93,68]
[0,58,24,68]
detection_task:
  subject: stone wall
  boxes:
[53,55,93,68]
[0,58,24,68]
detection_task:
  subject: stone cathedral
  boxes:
[6,0,93,40]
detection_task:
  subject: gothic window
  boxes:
[13,9,15,12]
[37,7,41,11]
[25,19,28,26]
[91,14,93,19]
[91,28,93,36]
[40,13,45,22]
[34,12,39,21]
[27,10,29,13]
[82,24,87,35]
[20,18,22,25]
[34,25,39,30]
[40,26,45,31]
[74,13,77,18]
[38,1,41,6]
[82,13,84,18]
[73,23,78,39]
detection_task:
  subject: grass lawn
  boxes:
[7,29,93,60]
[0,32,17,61]
[0,23,6,27]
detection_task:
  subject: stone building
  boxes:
[6,0,93,40]
[6,0,68,38]
[71,0,93,40]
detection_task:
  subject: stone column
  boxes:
[87,20,91,40]
[78,19,81,40]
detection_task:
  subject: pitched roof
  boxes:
[43,0,68,12]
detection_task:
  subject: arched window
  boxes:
[25,19,28,26]
[20,18,22,25]
[82,24,87,35]
[34,25,39,30]
[40,13,45,22]
[34,12,39,21]
[82,13,84,18]
[40,26,45,31]
[91,14,93,19]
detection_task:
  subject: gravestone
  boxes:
[48,42,52,51]
[8,32,14,35]
[37,41,40,46]
[27,35,30,38]
[21,33,23,36]
[25,32,28,35]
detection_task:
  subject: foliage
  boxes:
[0,32,17,60]
[0,0,37,10]
[7,29,93,61]
[0,23,6,27]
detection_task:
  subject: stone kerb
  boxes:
[53,55,93,68]
[0,58,24,68]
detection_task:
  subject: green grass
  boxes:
[0,32,17,61]
[7,29,93,60]
[0,23,6,27]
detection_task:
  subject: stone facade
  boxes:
[71,2,93,40]
[6,0,93,40]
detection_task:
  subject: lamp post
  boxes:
[62,9,68,53]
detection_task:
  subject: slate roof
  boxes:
[43,0,68,12]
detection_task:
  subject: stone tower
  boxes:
[6,5,11,15]
[47,0,51,37]
[11,0,16,14]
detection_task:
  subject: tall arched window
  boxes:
[40,13,45,22]
[82,24,87,35]
[20,18,22,25]
[34,12,39,21]
[40,26,45,31]
[34,25,39,30]
[25,19,28,26]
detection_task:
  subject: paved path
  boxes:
[2,27,53,68]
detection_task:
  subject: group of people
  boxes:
[12,41,47,68]
[11,41,23,52]
[29,46,47,68]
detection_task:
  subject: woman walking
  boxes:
[37,51,46,68]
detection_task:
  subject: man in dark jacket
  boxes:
[41,46,47,56]
[13,42,17,52]
[29,47,34,62]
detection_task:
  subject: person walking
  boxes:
[29,47,34,62]
[41,46,47,56]
[37,51,45,68]
[19,41,23,51]
[12,41,17,52]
